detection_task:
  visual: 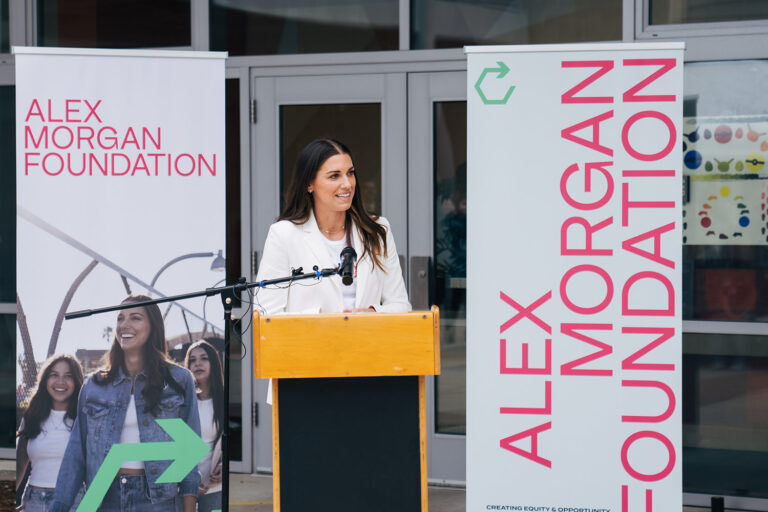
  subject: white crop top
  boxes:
[198,398,222,493]
[323,236,357,310]
[27,410,73,488]
[118,395,145,470]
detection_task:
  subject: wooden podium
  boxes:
[253,307,441,512]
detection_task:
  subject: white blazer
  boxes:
[255,212,411,315]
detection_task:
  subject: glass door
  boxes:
[249,71,407,472]
[408,71,467,482]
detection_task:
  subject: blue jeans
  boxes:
[22,486,82,512]
[197,491,221,512]
[98,475,182,512]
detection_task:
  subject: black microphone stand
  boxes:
[65,265,340,512]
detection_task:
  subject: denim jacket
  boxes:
[50,364,201,511]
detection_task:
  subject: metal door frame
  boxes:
[249,68,409,472]
[408,70,467,484]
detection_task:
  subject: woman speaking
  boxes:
[256,138,410,314]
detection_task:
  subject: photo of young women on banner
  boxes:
[185,341,225,512]
[15,49,227,511]
[17,354,85,511]
[49,296,202,512]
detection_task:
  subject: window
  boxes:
[650,0,768,25]
[0,85,14,303]
[0,0,9,53]
[37,0,191,48]
[681,60,768,498]
[411,0,621,49]
[210,0,398,55]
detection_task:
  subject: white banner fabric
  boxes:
[466,43,684,512]
[15,48,226,408]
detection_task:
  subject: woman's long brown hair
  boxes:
[184,340,225,439]
[280,138,388,271]
[94,295,185,416]
[18,354,84,439]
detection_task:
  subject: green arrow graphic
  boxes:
[76,418,210,512]
[474,61,515,105]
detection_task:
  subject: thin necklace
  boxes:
[319,224,345,234]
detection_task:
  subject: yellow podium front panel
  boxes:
[253,307,441,379]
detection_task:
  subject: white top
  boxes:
[322,236,357,311]
[118,395,145,470]
[198,398,222,493]
[27,410,73,487]
[255,214,410,315]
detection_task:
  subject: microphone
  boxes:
[339,246,357,286]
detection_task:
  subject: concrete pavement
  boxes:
[229,473,466,512]
[0,460,734,511]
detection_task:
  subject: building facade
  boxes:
[1,0,767,509]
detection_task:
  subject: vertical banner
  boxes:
[466,43,684,512]
[15,48,226,510]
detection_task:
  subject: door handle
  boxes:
[409,256,432,311]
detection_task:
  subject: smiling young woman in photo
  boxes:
[17,354,85,511]
[184,340,224,512]
[255,138,410,315]
[50,295,201,512]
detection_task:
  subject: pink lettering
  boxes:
[499,291,552,335]
[560,323,613,376]
[621,327,675,371]
[47,99,63,122]
[561,111,614,156]
[623,59,677,103]
[65,99,81,122]
[560,161,614,210]
[621,380,675,423]
[500,381,552,414]
[25,126,47,149]
[561,217,613,256]
[622,272,674,316]
[560,264,614,315]
[499,422,552,468]
[500,338,552,375]
[622,223,675,269]
[621,431,675,482]
[621,111,676,162]
[25,99,44,122]
[24,153,40,175]
[561,60,614,104]
[83,100,103,123]
[622,486,653,512]
[622,183,675,227]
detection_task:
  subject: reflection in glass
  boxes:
[1,0,9,53]
[651,0,768,25]
[683,333,768,497]
[280,104,382,215]
[433,102,466,435]
[0,315,14,448]
[210,0,398,55]
[228,325,243,462]
[38,0,190,48]
[412,0,620,49]
[225,79,243,462]
[681,61,768,322]
[681,60,768,500]
[0,86,14,303]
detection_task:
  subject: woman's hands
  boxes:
[343,307,376,313]
[209,462,223,485]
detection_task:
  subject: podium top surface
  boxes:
[253,308,441,379]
